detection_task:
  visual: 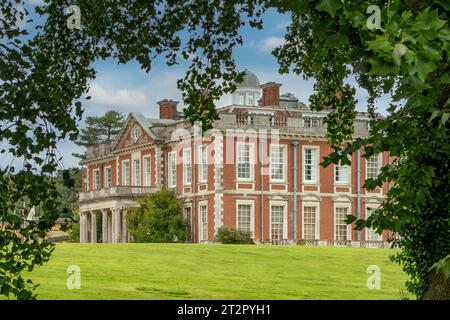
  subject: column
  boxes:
[79,212,85,243]
[90,212,97,243]
[102,209,108,243]
[112,208,121,243]
[122,209,128,243]
[108,211,112,243]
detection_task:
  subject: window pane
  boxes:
[184,149,191,184]
[304,148,317,182]
[237,204,251,233]
[237,144,251,179]
[200,205,208,241]
[144,157,151,186]
[271,146,284,181]
[367,155,380,180]
[134,159,140,186]
[335,207,348,240]
[304,206,317,240]
[271,205,284,243]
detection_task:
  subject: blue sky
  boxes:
[2,2,392,170]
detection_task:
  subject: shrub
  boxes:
[216,227,253,244]
[127,189,188,243]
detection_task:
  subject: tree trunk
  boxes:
[423,270,450,300]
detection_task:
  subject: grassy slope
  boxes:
[24,243,410,300]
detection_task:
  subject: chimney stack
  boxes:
[260,82,281,107]
[158,99,178,120]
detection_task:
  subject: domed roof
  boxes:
[237,69,260,87]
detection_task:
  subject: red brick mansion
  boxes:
[79,70,391,246]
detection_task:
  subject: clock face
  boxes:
[132,127,141,141]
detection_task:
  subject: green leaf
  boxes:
[415,53,437,81]
[315,0,342,17]
[367,35,392,54]
[369,57,396,76]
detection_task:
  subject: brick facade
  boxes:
[79,70,391,246]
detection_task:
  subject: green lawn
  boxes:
[23,243,411,300]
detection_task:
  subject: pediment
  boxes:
[113,113,155,151]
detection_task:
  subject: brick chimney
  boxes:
[158,99,178,119]
[260,82,281,107]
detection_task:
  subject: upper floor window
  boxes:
[93,169,100,190]
[237,143,252,180]
[183,148,192,185]
[270,145,285,182]
[133,159,141,186]
[304,118,320,128]
[169,152,176,188]
[366,155,381,180]
[143,156,151,187]
[335,162,350,184]
[303,147,318,183]
[122,161,130,186]
[132,127,141,141]
[104,167,112,188]
[199,145,208,183]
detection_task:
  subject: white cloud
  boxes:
[259,36,286,53]
[26,0,45,5]
[273,20,290,33]
[88,83,151,110]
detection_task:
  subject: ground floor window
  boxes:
[366,208,382,241]
[271,205,285,244]
[335,207,349,241]
[183,206,192,242]
[303,206,317,240]
[199,204,208,242]
[237,204,252,233]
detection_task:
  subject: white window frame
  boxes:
[121,160,130,186]
[302,146,320,184]
[334,205,352,241]
[93,169,100,190]
[366,154,382,180]
[335,161,350,185]
[143,155,151,187]
[269,201,288,241]
[183,148,192,186]
[104,166,112,188]
[236,142,254,181]
[169,151,176,188]
[133,158,141,186]
[199,145,208,183]
[198,201,208,242]
[302,203,320,240]
[270,144,287,183]
[365,206,383,241]
[235,200,255,238]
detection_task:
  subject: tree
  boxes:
[54,168,82,218]
[73,111,124,160]
[127,189,188,243]
[1,0,448,299]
